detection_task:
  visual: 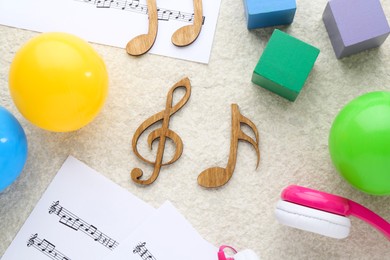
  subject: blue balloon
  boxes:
[0,106,28,192]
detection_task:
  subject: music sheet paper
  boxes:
[108,201,218,260]
[0,0,221,64]
[1,156,155,260]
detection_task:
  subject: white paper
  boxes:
[109,201,218,260]
[1,156,154,260]
[0,0,221,64]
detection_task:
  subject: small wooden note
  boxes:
[197,104,260,188]
[126,0,158,56]
[126,0,203,56]
[131,77,191,185]
[171,0,203,47]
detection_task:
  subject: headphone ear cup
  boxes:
[233,249,260,260]
[275,200,351,239]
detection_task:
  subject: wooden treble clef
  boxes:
[131,77,191,185]
[197,104,260,188]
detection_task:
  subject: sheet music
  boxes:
[108,201,218,260]
[78,0,204,23]
[48,201,119,250]
[27,234,71,260]
[1,156,154,260]
[0,0,221,64]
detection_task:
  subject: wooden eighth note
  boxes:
[126,0,158,56]
[197,104,260,188]
[171,0,203,47]
[131,77,191,185]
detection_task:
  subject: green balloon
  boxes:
[329,91,390,195]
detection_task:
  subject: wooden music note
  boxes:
[131,77,191,185]
[126,0,158,56]
[197,104,260,188]
[171,0,203,47]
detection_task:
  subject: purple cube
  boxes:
[322,0,390,59]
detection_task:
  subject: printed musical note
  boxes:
[133,242,156,260]
[158,8,173,21]
[96,0,114,8]
[74,0,205,24]
[126,0,158,56]
[132,242,145,253]
[48,201,119,250]
[129,0,139,8]
[131,77,191,185]
[48,200,63,215]
[27,233,38,247]
[197,104,260,188]
[128,0,145,13]
[171,0,203,47]
[26,233,71,260]
[86,224,98,235]
[118,0,128,10]
[38,239,55,254]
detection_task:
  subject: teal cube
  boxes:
[252,29,320,101]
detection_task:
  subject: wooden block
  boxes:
[243,0,296,29]
[322,0,390,59]
[251,29,320,101]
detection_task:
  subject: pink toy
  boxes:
[218,245,259,260]
[275,185,390,239]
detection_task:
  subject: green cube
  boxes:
[252,29,320,101]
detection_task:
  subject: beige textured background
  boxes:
[1,0,390,259]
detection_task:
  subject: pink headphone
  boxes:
[275,185,390,239]
[217,245,259,260]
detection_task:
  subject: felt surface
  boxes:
[1,0,390,259]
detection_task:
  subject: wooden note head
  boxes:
[197,167,230,188]
[126,34,156,56]
[171,25,200,47]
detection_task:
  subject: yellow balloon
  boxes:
[9,32,108,132]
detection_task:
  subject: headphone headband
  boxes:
[281,185,351,216]
[281,185,390,240]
